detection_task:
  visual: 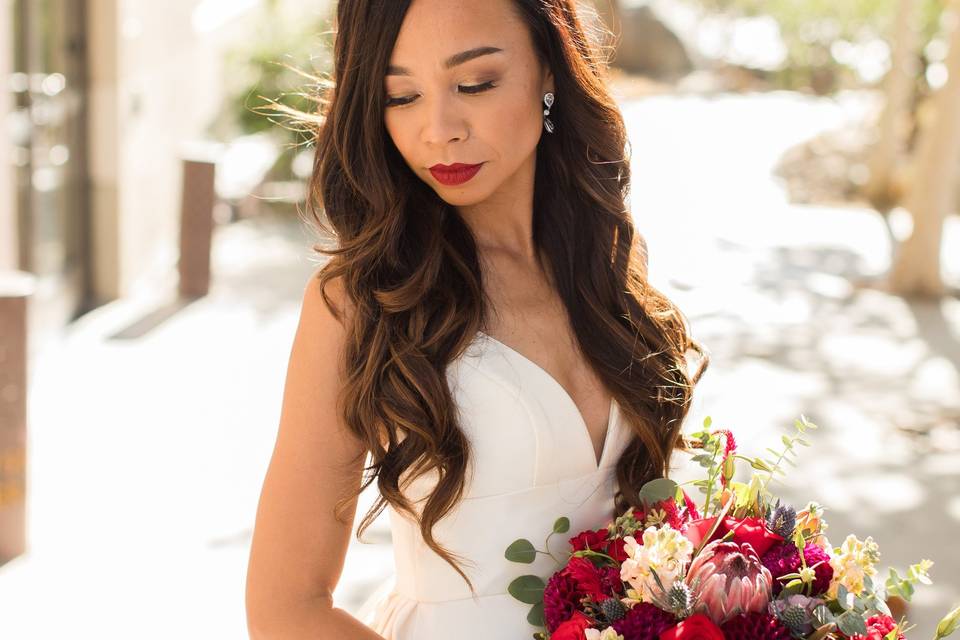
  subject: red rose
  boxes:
[552,610,595,640]
[659,613,726,640]
[570,529,610,553]
[683,516,783,558]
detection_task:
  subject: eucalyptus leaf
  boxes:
[813,605,835,626]
[639,478,678,508]
[504,539,537,564]
[508,575,546,605]
[527,601,545,627]
[838,584,850,609]
[553,517,570,534]
[837,611,868,636]
[703,416,712,428]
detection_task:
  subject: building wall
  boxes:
[85,0,288,302]
[0,0,16,271]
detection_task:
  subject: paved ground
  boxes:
[0,88,957,638]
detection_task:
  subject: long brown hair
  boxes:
[286,0,710,595]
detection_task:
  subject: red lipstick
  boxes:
[428,162,484,186]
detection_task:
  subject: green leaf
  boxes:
[507,575,546,605]
[553,517,570,534]
[813,605,835,626]
[703,416,712,429]
[781,434,793,448]
[935,603,960,640]
[639,478,678,508]
[837,611,868,636]
[797,437,811,447]
[838,584,850,608]
[527,601,545,627]
[504,539,537,564]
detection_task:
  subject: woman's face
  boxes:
[383,0,554,207]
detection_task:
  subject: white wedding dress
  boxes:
[355,330,633,639]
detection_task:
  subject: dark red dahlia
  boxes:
[610,602,676,640]
[721,611,793,640]
[543,570,581,632]
[761,541,833,596]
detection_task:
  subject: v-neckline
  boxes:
[475,330,615,469]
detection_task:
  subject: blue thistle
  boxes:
[766,499,797,539]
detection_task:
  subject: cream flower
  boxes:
[585,628,625,640]
[827,533,880,598]
[619,524,694,603]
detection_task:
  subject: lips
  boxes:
[428,162,484,186]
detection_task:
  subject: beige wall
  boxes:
[85,0,274,301]
[0,0,16,271]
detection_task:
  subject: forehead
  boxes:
[389,0,530,68]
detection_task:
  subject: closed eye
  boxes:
[385,81,497,108]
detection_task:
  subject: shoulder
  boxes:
[300,264,356,336]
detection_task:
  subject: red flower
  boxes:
[660,613,726,640]
[566,557,610,602]
[607,536,629,563]
[570,529,611,553]
[552,610,595,640]
[684,516,783,558]
[848,614,905,640]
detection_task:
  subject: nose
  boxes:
[420,92,468,146]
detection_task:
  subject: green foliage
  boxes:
[507,574,546,604]
[505,538,537,564]
[885,559,934,602]
[683,0,945,92]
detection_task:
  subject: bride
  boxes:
[245,0,708,637]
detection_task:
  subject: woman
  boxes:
[245,0,709,638]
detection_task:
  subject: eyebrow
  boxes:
[386,46,505,76]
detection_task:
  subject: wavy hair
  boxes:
[284,0,710,595]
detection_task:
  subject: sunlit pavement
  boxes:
[0,88,957,638]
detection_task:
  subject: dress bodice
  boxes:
[357,331,633,639]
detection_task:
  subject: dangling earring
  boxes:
[542,92,555,133]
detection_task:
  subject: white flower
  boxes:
[619,524,693,603]
[585,628,625,640]
[827,534,880,598]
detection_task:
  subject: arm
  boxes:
[245,270,387,640]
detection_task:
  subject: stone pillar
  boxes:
[177,156,217,298]
[0,271,34,563]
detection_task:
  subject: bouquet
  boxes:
[504,415,960,640]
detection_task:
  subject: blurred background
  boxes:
[0,0,958,637]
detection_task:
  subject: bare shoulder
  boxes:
[245,264,367,633]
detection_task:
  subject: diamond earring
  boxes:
[542,92,555,133]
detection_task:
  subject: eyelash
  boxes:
[384,81,497,108]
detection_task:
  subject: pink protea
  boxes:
[685,539,774,625]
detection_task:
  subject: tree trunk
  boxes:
[864,0,920,212]
[889,3,960,297]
